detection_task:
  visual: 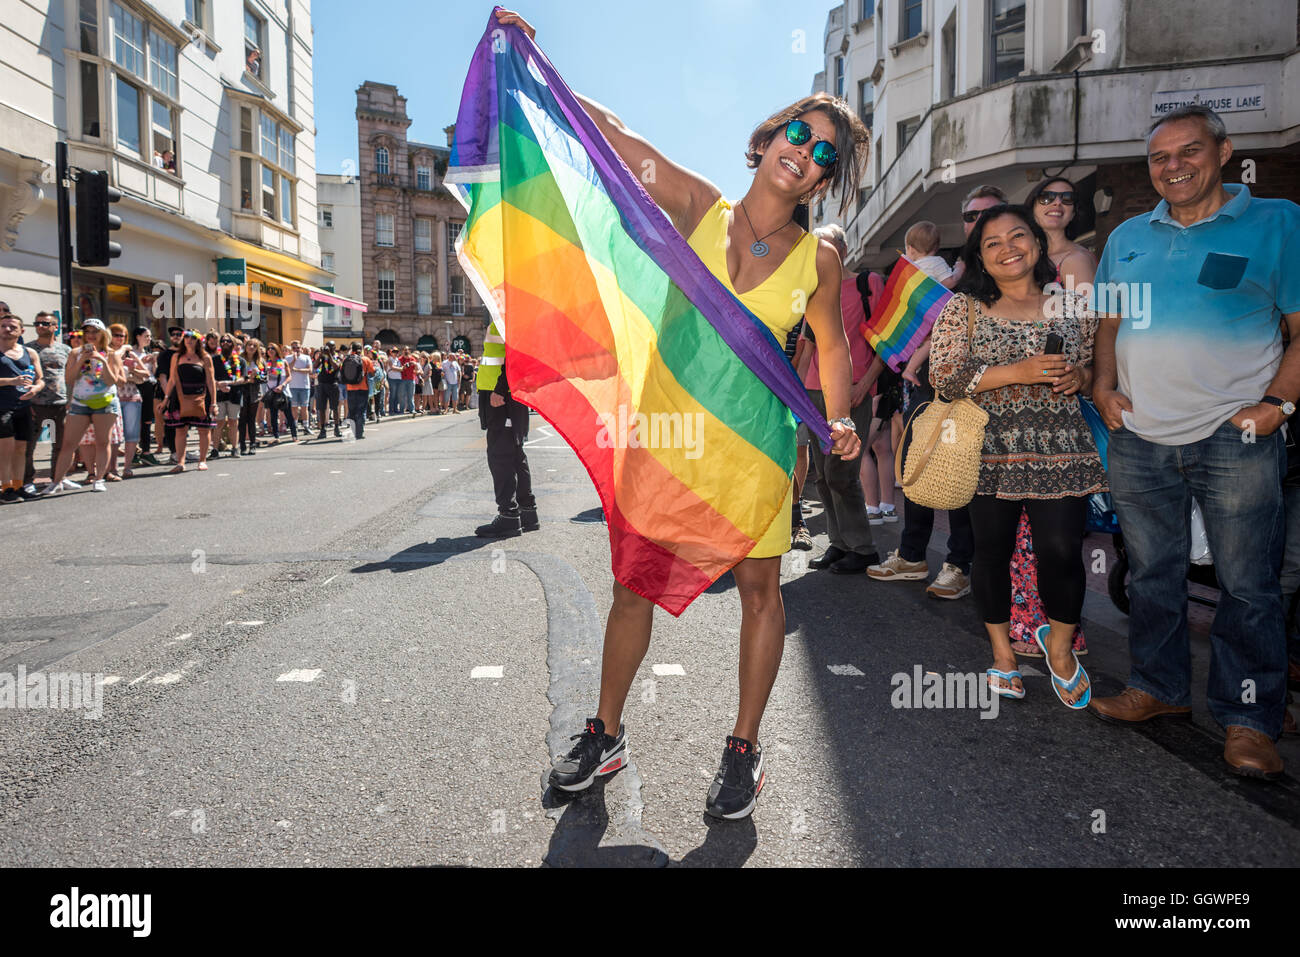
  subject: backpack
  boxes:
[341,354,363,384]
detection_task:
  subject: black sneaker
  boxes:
[705,736,765,820]
[549,718,627,792]
[476,514,522,538]
[18,484,41,500]
[520,507,540,532]
[809,545,846,570]
[316,432,326,440]
[829,551,879,575]
[1,489,20,504]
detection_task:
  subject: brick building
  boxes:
[355,81,487,354]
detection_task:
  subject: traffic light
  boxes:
[75,170,122,267]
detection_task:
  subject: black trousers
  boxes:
[480,391,534,516]
[968,494,1089,625]
[316,386,340,434]
[345,390,367,439]
[265,392,296,440]
[238,395,260,450]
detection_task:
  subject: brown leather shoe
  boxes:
[1088,686,1191,723]
[1223,726,1284,780]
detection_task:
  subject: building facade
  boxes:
[355,80,487,355]
[811,0,1300,270]
[317,171,364,344]
[0,0,358,346]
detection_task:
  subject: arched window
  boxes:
[375,146,389,176]
[375,328,400,346]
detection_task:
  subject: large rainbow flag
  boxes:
[446,11,833,615]
[861,255,954,371]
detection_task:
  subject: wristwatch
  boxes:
[1263,395,1296,416]
[828,416,857,432]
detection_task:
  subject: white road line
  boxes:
[384,469,396,473]
[652,663,686,676]
[827,664,865,676]
[439,468,450,471]
[216,473,230,477]
[128,670,153,685]
[274,471,286,476]
[470,665,504,679]
[277,669,323,683]
[330,470,342,474]
[102,676,121,686]
[321,574,337,586]
[224,619,265,627]
[150,672,186,685]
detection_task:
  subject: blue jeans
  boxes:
[1108,420,1287,737]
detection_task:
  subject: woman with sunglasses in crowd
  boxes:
[108,322,152,478]
[492,9,865,819]
[43,318,125,493]
[163,330,216,472]
[262,342,296,443]
[130,326,162,468]
[1005,178,1100,660]
[238,338,265,455]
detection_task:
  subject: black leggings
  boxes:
[238,396,260,450]
[968,495,1088,625]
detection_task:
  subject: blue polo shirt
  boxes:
[1094,184,1300,445]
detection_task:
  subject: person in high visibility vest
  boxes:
[476,320,537,537]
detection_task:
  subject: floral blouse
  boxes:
[929,291,1107,500]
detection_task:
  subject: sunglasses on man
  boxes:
[783,120,837,169]
[35,321,56,328]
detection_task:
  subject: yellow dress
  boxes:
[686,197,820,558]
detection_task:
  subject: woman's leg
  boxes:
[731,556,786,742]
[52,414,91,482]
[171,426,189,471]
[968,494,1025,695]
[1024,496,1091,704]
[859,421,881,512]
[197,423,210,464]
[871,422,895,508]
[91,414,113,480]
[594,583,656,733]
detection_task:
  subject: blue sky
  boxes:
[312,1,833,201]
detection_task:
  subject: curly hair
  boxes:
[745,92,870,218]
[954,204,1057,305]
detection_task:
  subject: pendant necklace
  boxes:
[738,201,790,258]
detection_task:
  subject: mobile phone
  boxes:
[1044,333,1064,355]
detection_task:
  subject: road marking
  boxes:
[216,473,230,477]
[151,671,186,685]
[277,669,323,683]
[128,670,154,685]
[164,632,193,646]
[224,619,265,627]
[439,468,450,471]
[102,676,121,686]
[652,663,685,676]
[828,664,865,676]
[470,665,504,679]
[384,469,396,473]
[546,468,557,472]
[274,471,286,476]
[321,574,337,586]
[330,470,342,474]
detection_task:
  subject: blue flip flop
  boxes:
[986,668,1025,700]
[1042,649,1091,710]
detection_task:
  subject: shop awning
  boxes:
[248,266,368,312]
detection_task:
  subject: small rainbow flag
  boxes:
[445,11,832,615]
[861,255,954,371]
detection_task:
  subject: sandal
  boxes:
[169,465,185,474]
[103,473,122,482]
[986,668,1025,700]
[122,468,134,478]
[1043,648,1091,710]
[1035,623,1088,656]
[1011,639,1045,658]
[197,461,209,471]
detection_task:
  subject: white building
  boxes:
[0,0,362,345]
[812,0,1300,268]
[316,171,364,343]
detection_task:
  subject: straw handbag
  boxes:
[896,296,988,510]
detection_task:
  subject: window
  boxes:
[989,0,1026,83]
[941,12,957,99]
[115,74,141,153]
[112,3,145,77]
[378,269,395,312]
[185,0,207,30]
[322,252,335,272]
[149,29,177,98]
[416,165,431,190]
[417,273,433,315]
[414,218,432,252]
[375,146,390,176]
[80,60,100,137]
[450,274,465,316]
[901,0,923,40]
[79,0,98,55]
[150,97,174,167]
[244,7,265,79]
[233,101,298,226]
[860,0,875,20]
[858,79,874,130]
[320,205,334,228]
[897,117,920,152]
[376,213,394,247]
[834,56,845,100]
[447,220,463,250]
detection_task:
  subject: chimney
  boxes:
[444,123,456,147]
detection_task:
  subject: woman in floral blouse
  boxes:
[929,204,1105,709]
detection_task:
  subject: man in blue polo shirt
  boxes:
[1090,105,1300,779]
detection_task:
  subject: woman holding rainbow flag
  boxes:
[490,9,869,820]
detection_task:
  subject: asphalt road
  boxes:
[1,409,1297,867]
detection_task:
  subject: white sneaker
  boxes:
[866,549,929,581]
[61,478,82,490]
[879,505,898,523]
[40,481,64,495]
[92,479,107,492]
[926,562,972,600]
